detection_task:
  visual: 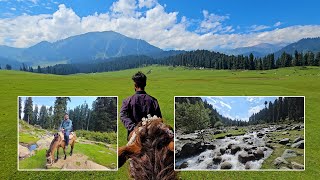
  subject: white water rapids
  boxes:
[176,128,275,170]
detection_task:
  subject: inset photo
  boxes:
[175,96,305,171]
[18,96,118,171]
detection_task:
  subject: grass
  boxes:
[212,128,246,139]
[1,66,320,179]
[261,129,304,169]
[19,133,40,145]
[19,149,47,169]
[74,143,117,169]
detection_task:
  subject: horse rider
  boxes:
[59,113,73,149]
[120,71,162,139]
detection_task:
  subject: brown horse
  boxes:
[118,116,176,180]
[46,132,76,166]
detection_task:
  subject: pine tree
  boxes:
[23,97,33,124]
[53,97,70,129]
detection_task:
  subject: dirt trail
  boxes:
[49,153,109,170]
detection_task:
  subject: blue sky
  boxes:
[202,96,277,121]
[1,0,320,49]
[20,96,97,111]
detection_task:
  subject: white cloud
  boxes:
[274,21,282,27]
[196,10,233,34]
[220,100,232,110]
[248,104,264,116]
[1,1,320,50]
[10,7,16,11]
[249,24,270,32]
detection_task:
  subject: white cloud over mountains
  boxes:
[1,0,320,50]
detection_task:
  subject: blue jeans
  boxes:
[64,131,70,146]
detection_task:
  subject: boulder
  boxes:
[276,126,284,130]
[220,147,226,155]
[230,145,241,154]
[257,132,264,138]
[220,161,232,169]
[291,125,301,130]
[212,156,222,164]
[279,138,290,145]
[206,143,216,150]
[245,162,251,169]
[19,144,30,158]
[281,149,297,159]
[273,157,288,166]
[178,142,206,158]
[291,140,304,149]
[293,137,304,143]
[226,133,232,137]
[197,155,206,163]
[238,152,256,164]
[291,162,304,170]
[179,162,188,169]
[253,149,264,160]
[214,130,222,135]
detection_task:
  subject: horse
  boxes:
[46,132,76,166]
[118,115,176,180]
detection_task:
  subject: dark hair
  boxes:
[132,71,147,89]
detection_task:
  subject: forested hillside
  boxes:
[15,49,320,75]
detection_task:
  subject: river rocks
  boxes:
[281,149,297,159]
[220,147,226,155]
[220,161,232,169]
[178,142,205,158]
[238,152,256,164]
[273,157,288,166]
[282,131,289,135]
[266,143,274,149]
[291,162,304,169]
[291,125,301,130]
[279,138,290,145]
[276,126,284,130]
[214,130,222,135]
[253,149,264,159]
[230,145,241,154]
[197,155,206,163]
[257,132,264,138]
[293,137,304,143]
[19,144,30,158]
[206,143,216,150]
[212,156,222,164]
[291,140,304,149]
[226,133,232,137]
[179,162,188,169]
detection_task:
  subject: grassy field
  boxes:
[1,66,320,179]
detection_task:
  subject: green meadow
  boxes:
[1,66,319,179]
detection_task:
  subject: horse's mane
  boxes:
[128,119,176,180]
[47,133,60,155]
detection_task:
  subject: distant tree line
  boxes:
[20,97,117,132]
[18,50,320,75]
[0,64,12,70]
[248,97,304,125]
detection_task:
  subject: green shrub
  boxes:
[75,130,117,144]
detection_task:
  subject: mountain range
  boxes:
[0,31,177,68]
[222,43,286,57]
[0,31,320,69]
